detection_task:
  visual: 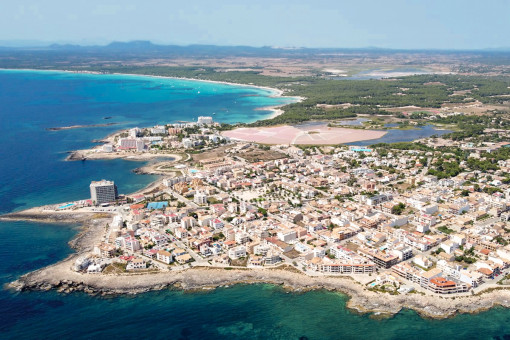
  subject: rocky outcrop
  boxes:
[8,264,510,319]
[66,151,86,161]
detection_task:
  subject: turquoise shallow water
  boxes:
[1,70,510,339]
[0,69,294,213]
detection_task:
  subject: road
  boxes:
[166,188,199,209]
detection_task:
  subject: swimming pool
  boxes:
[58,203,75,209]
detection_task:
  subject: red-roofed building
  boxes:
[428,277,468,294]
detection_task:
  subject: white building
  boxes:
[151,125,167,135]
[451,233,466,246]
[182,138,193,149]
[129,127,142,138]
[87,263,103,274]
[110,215,123,230]
[440,240,459,254]
[135,139,145,152]
[392,246,413,261]
[197,116,213,125]
[119,138,137,149]
[73,255,91,271]
[228,245,247,260]
[102,144,113,152]
[90,180,117,205]
[157,250,173,264]
[277,229,297,243]
[416,223,430,233]
[312,246,326,258]
[194,191,208,205]
[209,135,221,143]
[126,258,146,270]
[413,255,433,269]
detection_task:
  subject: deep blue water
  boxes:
[0,69,294,213]
[1,70,510,339]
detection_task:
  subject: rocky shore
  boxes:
[9,261,510,319]
[66,149,182,162]
[0,209,103,225]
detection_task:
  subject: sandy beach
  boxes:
[101,72,304,120]
[1,68,303,120]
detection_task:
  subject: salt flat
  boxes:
[222,123,386,145]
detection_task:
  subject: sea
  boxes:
[0,70,508,340]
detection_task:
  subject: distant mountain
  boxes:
[0,41,508,70]
[27,41,290,57]
[0,40,509,54]
[1,40,509,55]
[105,40,158,50]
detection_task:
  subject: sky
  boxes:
[0,0,509,49]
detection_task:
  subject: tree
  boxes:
[391,203,406,215]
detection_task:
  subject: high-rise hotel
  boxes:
[90,180,118,205]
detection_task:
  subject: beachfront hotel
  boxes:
[90,180,118,205]
[197,116,213,125]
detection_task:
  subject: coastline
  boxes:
[0,68,304,121]
[3,67,510,322]
[255,104,305,120]
[66,149,183,162]
[2,207,510,320]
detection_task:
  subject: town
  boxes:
[52,115,510,297]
